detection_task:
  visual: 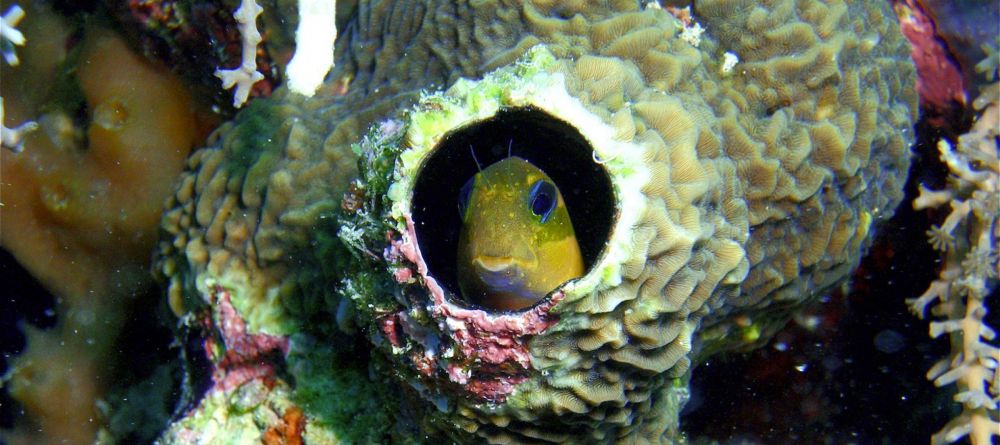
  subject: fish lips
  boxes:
[472,256,538,302]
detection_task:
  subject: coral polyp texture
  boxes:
[909,48,999,445]
[155,0,917,443]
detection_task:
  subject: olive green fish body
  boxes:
[456,156,584,311]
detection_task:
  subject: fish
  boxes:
[456,155,584,311]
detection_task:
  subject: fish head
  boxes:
[456,156,584,310]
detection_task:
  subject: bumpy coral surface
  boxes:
[2,10,204,443]
[156,0,917,443]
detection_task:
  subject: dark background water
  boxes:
[0,247,177,442]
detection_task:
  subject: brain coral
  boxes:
[156,0,916,443]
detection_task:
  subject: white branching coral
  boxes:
[1,97,37,153]
[975,37,999,83]
[1,4,37,153]
[215,0,265,108]
[909,77,1000,445]
[1,4,26,65]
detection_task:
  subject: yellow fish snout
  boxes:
[456,156,585,311]
[474,255,520,273]
[468,256,538,310]
[471,255,533,292]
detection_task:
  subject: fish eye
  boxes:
[528,180,557,223]
[458,176,475,220]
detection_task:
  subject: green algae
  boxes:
[223,99,287,181]
[286,335,420,444]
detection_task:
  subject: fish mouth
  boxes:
[474,256,519,273]
[472,256,533,296]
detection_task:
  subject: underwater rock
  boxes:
[156,0,917,443]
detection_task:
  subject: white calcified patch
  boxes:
[286,0,337,97]
[721,51,739,75]
[679,22,704,47]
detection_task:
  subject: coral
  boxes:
[0,4,36,153]
[157,373,301,445]
[285,0,338,96]
[1,12,205,444]
[155,284,297,444]
[720,51,739,75]
[679,22,705,47]
[153,285,409,444]
[909,76,1000,444]
[1,96,36,153]
[0,4,26,65]
[155,0,916,442]
[215,0,265,108]
[976,38,999,82]
[105,0,292,111]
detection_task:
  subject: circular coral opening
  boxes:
[411,107,614,311]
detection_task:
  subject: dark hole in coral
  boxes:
[411,107,615,311]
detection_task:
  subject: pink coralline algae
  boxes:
[894,0,966,121]
[382,215,564,402]
[208,286,290,393]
